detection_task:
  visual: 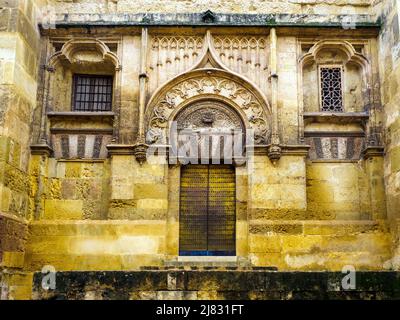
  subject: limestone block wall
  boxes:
[43,160,110,220]
[25,154,168,271]
[0,0,43,272]
[246,155,391,271]
[24,24,393,273]
[48,0,373,15]
[250,155,307,219]
[26,221,166,271]
[307,162,371,220]
[109,155,168,220]
[0,1,395,282]
[376,0,400,269]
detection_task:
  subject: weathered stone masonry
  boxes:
[1,0,400,300]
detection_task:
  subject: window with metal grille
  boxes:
[72,74,113,112]
[320,67,344,112]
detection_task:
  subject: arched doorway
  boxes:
[171,100,246,164]
[144,68,270,261]
[174,101,245,256]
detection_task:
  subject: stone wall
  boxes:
[376,0,400,269]
[48,0,373,15]
[24,22,392,274]
[0,0,44,300]
[2,0,400,300]
[0,0,43,271]
[0,214,28,268]
[32,270,400,300]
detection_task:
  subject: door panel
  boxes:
[207,165,236,254]
[179,165,236,256]
[179,165,209,253]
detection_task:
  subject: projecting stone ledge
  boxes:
[41,13,380,29]
[32,271,400,300]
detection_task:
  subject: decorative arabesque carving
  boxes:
[146,74,270,145]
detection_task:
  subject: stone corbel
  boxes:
[133,143,149,165]
[268,144,282,164]
[30,144,53,157]
[362,146,385,160]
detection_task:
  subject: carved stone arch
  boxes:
[44,38,123,142]
[169,100,247,162]
[300,40,371,91]
[300,40,370,70]
[145,69,272,146]
[299,40,372,114]
[174,100,245,133]
[47,38,121,71]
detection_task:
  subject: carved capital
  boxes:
[43,65,56,73]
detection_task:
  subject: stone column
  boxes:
[133,28,150,164]
[268,28,282,163]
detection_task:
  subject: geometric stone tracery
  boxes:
[320,67,344,112]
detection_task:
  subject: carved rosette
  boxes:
[146,73,271,145]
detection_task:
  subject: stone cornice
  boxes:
[281,144,311,157]
[106,144,135,156]
[40,13,380,31]
[304,112,369,125]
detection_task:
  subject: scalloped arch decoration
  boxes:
[300,40,370,70]
[47,38,121,70]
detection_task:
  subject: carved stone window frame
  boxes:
[318,64,345,113]
[39,38,123,146]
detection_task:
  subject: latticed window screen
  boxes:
[72,75,113,111]
[320,67,344,112]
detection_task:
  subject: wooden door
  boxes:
[179,165,236,256]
